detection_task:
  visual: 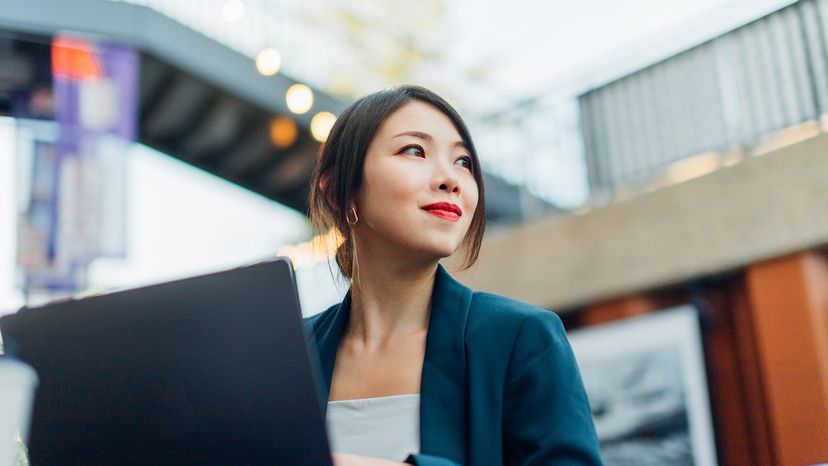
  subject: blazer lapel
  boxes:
[419,264,472,462]
[311,290,351,413]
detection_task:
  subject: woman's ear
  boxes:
[318,171,337,212]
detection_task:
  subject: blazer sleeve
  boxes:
[404,453,460,466]
[502,312,603,466]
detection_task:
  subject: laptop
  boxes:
[0,258,334,465]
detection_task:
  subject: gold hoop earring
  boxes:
[346,206,359,225]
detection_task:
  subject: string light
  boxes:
[256,48,281,76]
[310,112,336,142]
[269,116,298,148]
[285,84,313,114]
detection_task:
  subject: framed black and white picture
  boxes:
[568,305,717,466]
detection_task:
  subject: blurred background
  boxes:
[1,0,827,464]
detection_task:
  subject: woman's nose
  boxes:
[439,180,460,194]
[433,155,461,194]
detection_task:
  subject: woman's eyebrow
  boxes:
[393,130,432,141]
[392,131,467,149]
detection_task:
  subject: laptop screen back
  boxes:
[0,258,332,465]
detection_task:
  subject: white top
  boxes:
[326,394,420,462]
[0,359,38,388]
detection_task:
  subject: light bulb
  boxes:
[310,112,336,142]
[286,84,313,114]
[256,48,281,76]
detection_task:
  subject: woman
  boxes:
[305,85,602,466]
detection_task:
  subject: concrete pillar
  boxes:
[745,252,828,465]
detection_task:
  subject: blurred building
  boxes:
[1,0,827,465]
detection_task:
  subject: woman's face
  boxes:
[353,100,479,261]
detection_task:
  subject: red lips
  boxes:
[421,202,462,221]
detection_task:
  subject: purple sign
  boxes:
[19,36,138,296]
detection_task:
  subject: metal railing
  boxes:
[578,0,828,201]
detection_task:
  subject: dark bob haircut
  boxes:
[308,85,486,279]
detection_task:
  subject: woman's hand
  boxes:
[332,452,407,466]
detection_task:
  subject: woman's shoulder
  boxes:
[467,291,566,341]
[464,292,574,381]
[470,291,563,325]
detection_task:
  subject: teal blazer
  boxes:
[305,265,602,465]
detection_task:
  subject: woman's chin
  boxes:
[415,242,462,262]
[377,230,463,263]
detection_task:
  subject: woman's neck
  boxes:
[347,253,437,348]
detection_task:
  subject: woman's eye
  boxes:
[455,156,472,170]
[399,145,424,157]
